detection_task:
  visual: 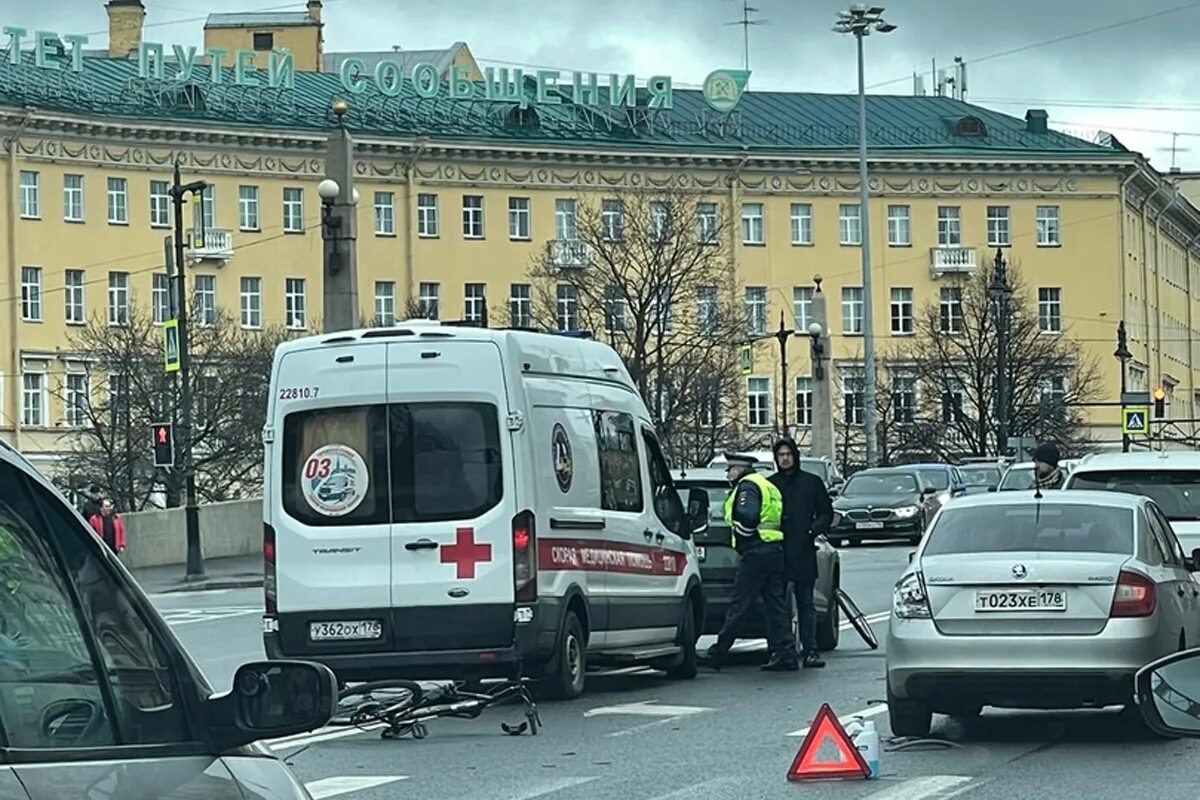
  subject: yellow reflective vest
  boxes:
[723,471,785,547]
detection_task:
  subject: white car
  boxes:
[886,490,1200,737]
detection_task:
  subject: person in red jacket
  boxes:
[88,498,126,555]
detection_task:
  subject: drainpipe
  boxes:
[1118,168,1138,314]
[4,107,34,452]
[1186,230,1200,433]
[1151,188,1181,385]
[402,138,428,310]
[1140,182,1166,382]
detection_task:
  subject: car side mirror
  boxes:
[921,487,937,496]
[685,488,710,537]
[1190,548,1200,572]
[908,551,915,563]
[1135,649,1200,737]
[208,661,337,751]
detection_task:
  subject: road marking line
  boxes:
[605,716,683,738]
[305,776,409,799]
[863,776,972,800]
[585,700,714,718]
[492,777,599,800]
[643,777,741,799]
[788,702,888,737]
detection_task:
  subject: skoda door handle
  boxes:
[405,539,438,551]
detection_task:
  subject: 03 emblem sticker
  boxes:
[301,443,370,516]
[552,423,573,493]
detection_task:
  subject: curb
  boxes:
[154,577,264,594]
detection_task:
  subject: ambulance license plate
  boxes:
[310,620,383,641]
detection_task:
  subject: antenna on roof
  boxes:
[724,0,770,71]
[1156,132,1190,173]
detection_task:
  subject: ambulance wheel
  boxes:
[666,601,698,680]
[543,611,586,700]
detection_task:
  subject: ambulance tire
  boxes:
[542,610,587,701]
[665,600,698,680]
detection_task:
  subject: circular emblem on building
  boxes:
[702,69,750,113]
[301,443,370,517]
[552,424,573,493]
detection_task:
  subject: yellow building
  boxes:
[2,0,1199,475]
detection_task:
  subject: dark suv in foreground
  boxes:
[829,468,940,546]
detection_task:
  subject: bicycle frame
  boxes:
[378,678,542,739]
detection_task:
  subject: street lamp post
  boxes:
[321,99,360,333]
[775,311,794,436]
[987,247,1013,458]
[834,3,896,467]
[1114,320,1132,453]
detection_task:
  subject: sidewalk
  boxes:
[131,553,264,595]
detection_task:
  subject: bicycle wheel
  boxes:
[332,680,424,727]
[837,588,879,650]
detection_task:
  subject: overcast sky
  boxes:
[13,0,1200,170]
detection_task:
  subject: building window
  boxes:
[839,204,862,245]
[253,31,273,50]
[510,283,532,328]
[150,180,171,227]
[462,195,484,238]
[601,199,625,242]
[890,287,913,334]
[240,276,262,328]
[556,284,579,331]
[508,197,530,240]
[747,377,771,427]
[464,283,487,324]
[64,269,85,324]
[285,278,307,330]
[107,272,129,326]
[741,203,764,244]
[106,177,128,224]
[20,266,42,322]
[697,202,718,244]
[653,288,674,333]
[650,201,671,242]
[1038,287,1062,333]
[937,206,961,246]
[417,193,439,237]
[418,282,440,320]
[374,281,396,326]
[941,383,965,423]
[65,373,90,427]
[1040,374,1067,410]
[192,185,215,231]
[19,171,39,219]
[987,206,1010,246]
[795,377,813,426]
[194,275,216,327]
[554,198,578,240]
[239,185,260,231]
[282,188,304,233]
[152,273,170,324]
[604,285,627,333]
[699,379,723,427]
[939,287,964,334]
[697,285,718,335]
[842,371,865,426]
[372,191,395,236]
[892,375,916,423]
[21,372,45,427]
[745,286,767,336]
[887,205,910,246]
[793,286,813,329]
[790,203,813,245]
[1037,205,1061,246]
[63,174,84,222]
[842,287,864,334]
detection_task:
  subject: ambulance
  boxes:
[261,321,710,699]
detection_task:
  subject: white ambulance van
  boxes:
[261,321,710,699]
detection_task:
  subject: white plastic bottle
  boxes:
[854,720,880,778]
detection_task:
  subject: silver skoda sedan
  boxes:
[885,490,1200,737]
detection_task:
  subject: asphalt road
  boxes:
[148,543,1200,800]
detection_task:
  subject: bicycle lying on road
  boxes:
[838,587,879,650]
[330,677,542,740]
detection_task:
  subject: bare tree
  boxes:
[832,347,935,471]
[527,187,747,466]
[907,262,1101,460]
[53,303,302,511]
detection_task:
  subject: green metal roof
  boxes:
[0,51,1124,159]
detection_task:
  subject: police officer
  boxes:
[700,453,797,671]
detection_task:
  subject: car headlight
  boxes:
[893,572,932,619]
[893,505,920,518]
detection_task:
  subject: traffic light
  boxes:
[1153,387,1167,419]
[152,423,174,467]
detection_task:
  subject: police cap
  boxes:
[723,452,758,468]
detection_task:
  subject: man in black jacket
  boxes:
[770,438,835,669]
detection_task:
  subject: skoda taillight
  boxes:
[513,510,537,602]
[1110,570,1156,618]
[263,523,278,616]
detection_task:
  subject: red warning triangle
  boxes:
[787,703,871,782]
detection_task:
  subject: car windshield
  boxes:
[924,504,1134,556]
[1068,469,1200,521]
[999,466,1036,490]
[960,467,1001,487]
[843,473,918,495]
[915,470,949,490]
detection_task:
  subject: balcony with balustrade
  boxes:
[187,227,234,265]
[929,246,977,279]
[547,239,589,270]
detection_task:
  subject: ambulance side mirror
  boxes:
[685,488,710,537]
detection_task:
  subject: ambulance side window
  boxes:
[594,410,643,513]
[642,430,684,533]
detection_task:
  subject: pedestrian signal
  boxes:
[1154,387,1167,419]
[787,703,871,782]
[152,423,174,467]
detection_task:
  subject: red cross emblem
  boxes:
[440,528,492,580]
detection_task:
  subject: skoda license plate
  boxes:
[974,590,1067,612]
[310,620,383,641]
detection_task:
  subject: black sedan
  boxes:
[828,468,939,546]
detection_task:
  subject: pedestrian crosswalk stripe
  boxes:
[305,776,409,799]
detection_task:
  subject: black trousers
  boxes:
[714,542,795,658]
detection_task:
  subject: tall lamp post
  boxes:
[1114,320,1132,453]
[834,3,896,467]
[774,311,794,436]
[987,247,1013,458]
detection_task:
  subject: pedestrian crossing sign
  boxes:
[739,345,753,375]
[163,319,181,373]
[1122,406,1149,436]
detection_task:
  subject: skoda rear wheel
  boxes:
[543,611,586,700]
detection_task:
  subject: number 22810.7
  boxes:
[279,387,319,400]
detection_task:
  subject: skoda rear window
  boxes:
[282,402,502,526]
[923,504,1134,556]
[1067,469,1200,521]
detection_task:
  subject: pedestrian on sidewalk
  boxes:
[88,498,126,556]
[699,452,796,672]
[80,484,102,521]
[770,437,834,670]
[1032,442,1064,492]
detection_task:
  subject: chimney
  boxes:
[105,0,145,59]
[307,0,323,23]
[1025,109,1049,135]
[307,1,325,71]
